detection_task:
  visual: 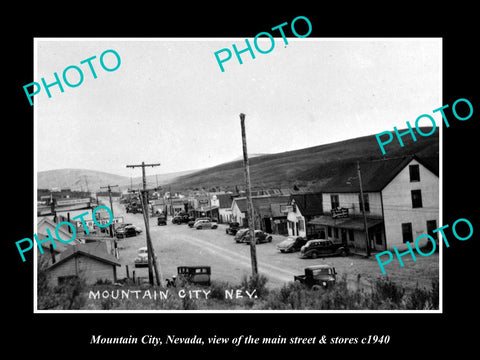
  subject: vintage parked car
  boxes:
[225,222,241,235]
[172,214,190,224]
[134,247,148,267]
[300,239,349,259]
[277,236,307,253]
[194,219,218,229]
[126,204,143,214]
[294,264,337,289]
[235,229,272,244]
[165,266,211,287]
[188,217,211,227]
[116,225,142,238]
[157,215,167,226]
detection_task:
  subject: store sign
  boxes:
[56,198,91,206]
[331,208,349,219]
[75,216,123,229]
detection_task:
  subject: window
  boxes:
[411,190,423,208]
[358,193,370,212]
[327,226,332,237]
[427,220,438,240]
[409,164,420,182]
[333,227,339,238]
[331,194,339,209]
[298,220,305,232]
[402,223,413,243]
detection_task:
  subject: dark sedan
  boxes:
[235,229,272,244]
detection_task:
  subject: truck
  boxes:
[294,264,337,289]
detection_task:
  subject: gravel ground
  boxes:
[111,199,439,292]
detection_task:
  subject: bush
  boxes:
[240,273,269,298]
[406,280,439,310]
[373,277,405,305]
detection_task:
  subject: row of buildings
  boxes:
[173,155,439,253]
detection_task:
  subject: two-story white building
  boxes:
[309,156,439,252]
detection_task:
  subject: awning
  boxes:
[194,206,219,212]
[308,215,383,230]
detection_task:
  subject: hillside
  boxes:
[37,168,197,192]
[37,128,439,193]
[168,127,439,192]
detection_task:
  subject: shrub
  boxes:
[240,273,269,298]
[406,280,439,310]
[373,277,405,305]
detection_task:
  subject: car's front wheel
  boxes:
[310,251,318,259]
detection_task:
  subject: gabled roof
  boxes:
[290,192,323,216]
[233,195,290,214]
[37,217,72,239]
[320,155,438,193]
[47,242,120,270]
[216,193,234,209]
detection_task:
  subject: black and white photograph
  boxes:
[33,38,441,312]
[7,6,478,356]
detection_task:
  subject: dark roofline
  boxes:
[47,245,120,270]
[321,155,437,193]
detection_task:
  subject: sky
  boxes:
[35,38,441,177]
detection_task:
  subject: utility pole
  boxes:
[240,113,258,276]
[357,161,370,257]
[126,162,161,286]
[100,184,119,238]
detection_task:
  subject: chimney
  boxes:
[49,244,56,264]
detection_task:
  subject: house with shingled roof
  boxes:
[231,195,290,233]
[45,242,121,287]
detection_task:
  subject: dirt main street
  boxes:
[110,198,439,292]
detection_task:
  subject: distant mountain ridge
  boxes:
[37,128,439,193]
[169,127,439,192]
[37,168,196,192]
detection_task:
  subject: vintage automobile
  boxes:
[194,219,218,229]
[116,225,142,238]
[225,222,241,235]
[300,239,349,259]
[235,229,272,244]
[134,246,158,268]
[188,217,211,227]
[277,236,307,253]
[294,264,337,289]
[165,266,211,287]
[157,215,167,226]
[126,203,143,214]
[134,247,148,267]
[172,214,190,224]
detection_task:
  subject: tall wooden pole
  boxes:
[357,161,370,257]
[126,162,161,285]
[100,184,119,237]
[140,189,162,285]
[240,113,258,276]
